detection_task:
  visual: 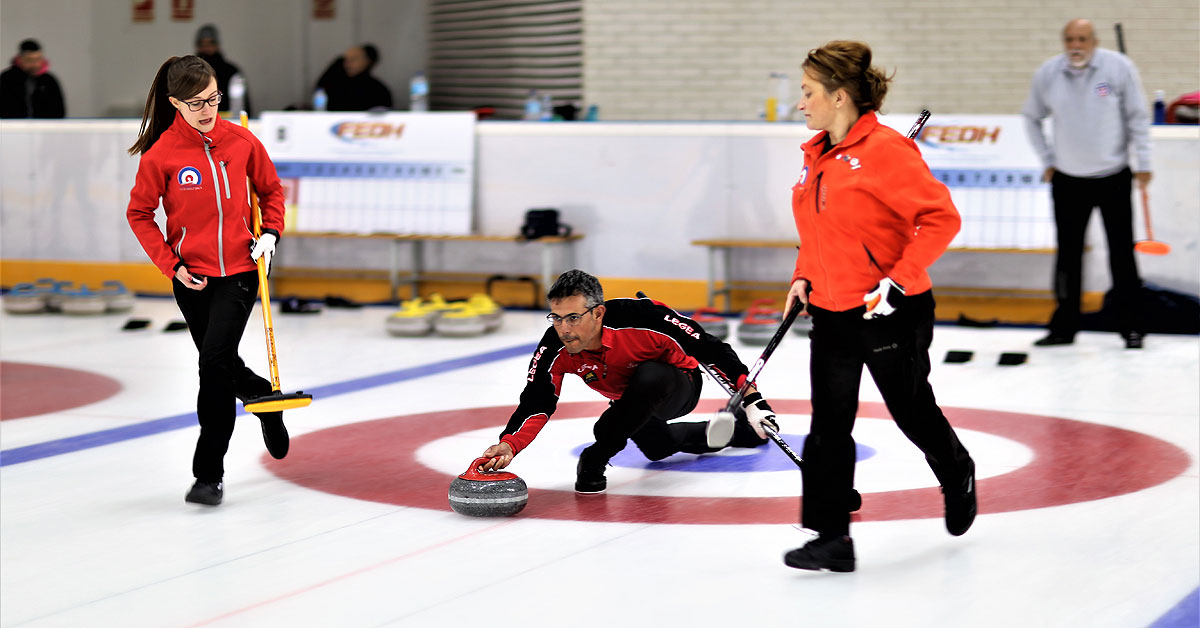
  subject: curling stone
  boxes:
[61,285,108,316]
[791,313,813,337]
[468,293,504,332]
[448,457,528,517]
[35,278,73,312]
[737,304,783,345]
[3,283,50,314]
[385,298,436,336]
[691,307,728,340]
[101,280,135,313]
[434,305,488,337]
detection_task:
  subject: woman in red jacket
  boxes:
[127,55,288,506]
[782,41,976,572]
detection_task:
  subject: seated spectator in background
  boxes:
[0,39,65,118]
[315,44,392,111]
[195,24,251,117]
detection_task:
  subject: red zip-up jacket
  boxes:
[791,111,960,311]
[499,298,749,455]
[127,113,285,278]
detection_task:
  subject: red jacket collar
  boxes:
[168,110,228,148]
[802,110,880,158]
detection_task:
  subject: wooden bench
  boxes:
[691,238,1058,309]
[280,232,583,301]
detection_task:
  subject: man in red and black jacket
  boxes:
[478,270,779,494]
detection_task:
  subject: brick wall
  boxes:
[583,0,1199,120]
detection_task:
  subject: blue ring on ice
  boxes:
[570,435,876,472]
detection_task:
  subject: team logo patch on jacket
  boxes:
[177,167,203,189]
[1094,82,1111,97]
[583,371,599,384]
[834,153,862,170]
[797,166,809,186]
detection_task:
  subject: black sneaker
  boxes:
[944,459,977,536]
[185,480,223,506]
[1123,331,1144,349]
[257,411,289,459]
[784,534,856,572]
[1033,333,1074,347]
[575,448,608,494]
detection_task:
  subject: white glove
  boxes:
[863,277,905,319]
[741,392,778,440]
[250,233,277,274]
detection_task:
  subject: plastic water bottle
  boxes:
[1153,90,1166,124]
[765,72,790,122]
[539,91,553,121]
[410,71,429,112]
[523,89,541,120]
[228,73,246,115]
[313,87,328,112]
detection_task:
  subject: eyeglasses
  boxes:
[547,304,598,326]
[181,92,222,112]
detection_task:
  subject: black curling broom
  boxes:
[240,112,312,413]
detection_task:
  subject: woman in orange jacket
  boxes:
[781,41,976,572]
[127,56,288,507]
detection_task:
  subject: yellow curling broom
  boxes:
[240,112,312,413]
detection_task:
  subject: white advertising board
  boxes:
[880,113,1053,249]
[259,111,476,235]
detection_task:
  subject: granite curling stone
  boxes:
[736,305,782,345]
[448,457,528,517]
[691,307,728,341]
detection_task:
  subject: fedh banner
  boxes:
[879,113,1053,249]
[260,111,476,236]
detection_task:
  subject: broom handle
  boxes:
[240,112,282,392]
[1140,185,1155,241]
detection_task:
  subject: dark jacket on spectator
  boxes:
[0,57,65,118]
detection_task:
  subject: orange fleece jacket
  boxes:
[790,111,960,312]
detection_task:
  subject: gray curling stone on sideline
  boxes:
[448,457,528,517]
[384,299,437,337]
[737,307,783,345]
[35,278,73,312]
[433,306,488,337]
[790,314,813,336]
[691,308,728,341]
[101,280,135,313]
[3,283,50,314]
[61,285,108,316]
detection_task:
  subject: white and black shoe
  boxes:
[185,480,223,506]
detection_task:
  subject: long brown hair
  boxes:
[128,55,216,155]
[802,41,893,114]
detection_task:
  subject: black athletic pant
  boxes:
[1048,167,1143,337]
[173,270,272,482]
[587,362,708,463]
[801,291,972,536]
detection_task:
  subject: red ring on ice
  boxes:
[264,400,1191,525]
[0,361,123,420]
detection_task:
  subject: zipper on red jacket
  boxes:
[200,135,227,276]
[175,227,187,258]
[863,244,884,274]
[813,172,824,214]
[809,169,837,309]
[218,161,232,200]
